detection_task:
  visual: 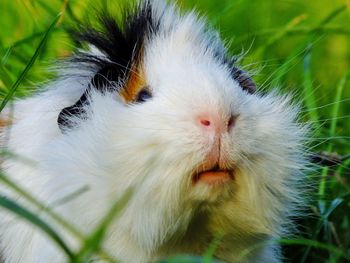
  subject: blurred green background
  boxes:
[0,0,349,262]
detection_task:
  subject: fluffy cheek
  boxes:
[215,94,305,235]
[88,97,196,193]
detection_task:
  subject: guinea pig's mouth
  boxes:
[192,165,235,185]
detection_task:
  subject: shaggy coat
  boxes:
[0,1,308,262]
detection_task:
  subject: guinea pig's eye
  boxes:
[136,88,152,103]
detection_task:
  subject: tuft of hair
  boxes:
[57,1,159,129]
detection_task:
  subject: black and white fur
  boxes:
[0,1,308,262]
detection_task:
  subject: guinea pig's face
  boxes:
[60,2,307,236]
[128,34,250,203]
[94,16,305,214]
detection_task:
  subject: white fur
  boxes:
[0,1,308,262]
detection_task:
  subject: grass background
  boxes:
[0,0,349,262]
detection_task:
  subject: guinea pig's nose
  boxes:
[197,114,237,133]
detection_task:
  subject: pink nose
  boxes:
[198,114,237,133]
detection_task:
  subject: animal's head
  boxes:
[56,0,308,244]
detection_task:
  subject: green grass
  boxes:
[0,0,350,262]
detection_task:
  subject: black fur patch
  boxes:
[213,48,256,95]
[222,56,256,94]
[231,67,256,94]
[58,1,160,131]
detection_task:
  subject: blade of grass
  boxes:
[203,234,224,263]
[239,238,350,262]
[0,65,14,89]
[244,4,347,51]
[300,219,324,263]
[267,42,309,88]
[0,195,74,259]
[328,72,349,151]
[58,0,69,25]
[279,239,350,262]
[252,14,308,58]
[301,71,350,263]
[318,73,349,202]
[36,0,59,17]
[314,73,349,261]
[1,46,13,65]
[0,13,61,112]
[0,150,36,166]
[72,189,132,263]
[317,5,347,27]
[63,0,80,23]
[237,26,350,43]
[0,28,62,55]
[0,172,117,262]
[157,255,206,263]
[50,185,90,208]
[247,2,347,92]
[302,46,319,124]
[0,172,83,238]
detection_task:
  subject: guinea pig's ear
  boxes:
[231,67,256,94]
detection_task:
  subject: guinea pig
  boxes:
[0,0,309,262]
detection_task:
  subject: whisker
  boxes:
[300,98,350,113]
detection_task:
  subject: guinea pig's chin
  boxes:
[188,177,236,203]
[188,167,236,202]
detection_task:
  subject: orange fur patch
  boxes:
[120,62,147,103]
[0,118,10,129]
